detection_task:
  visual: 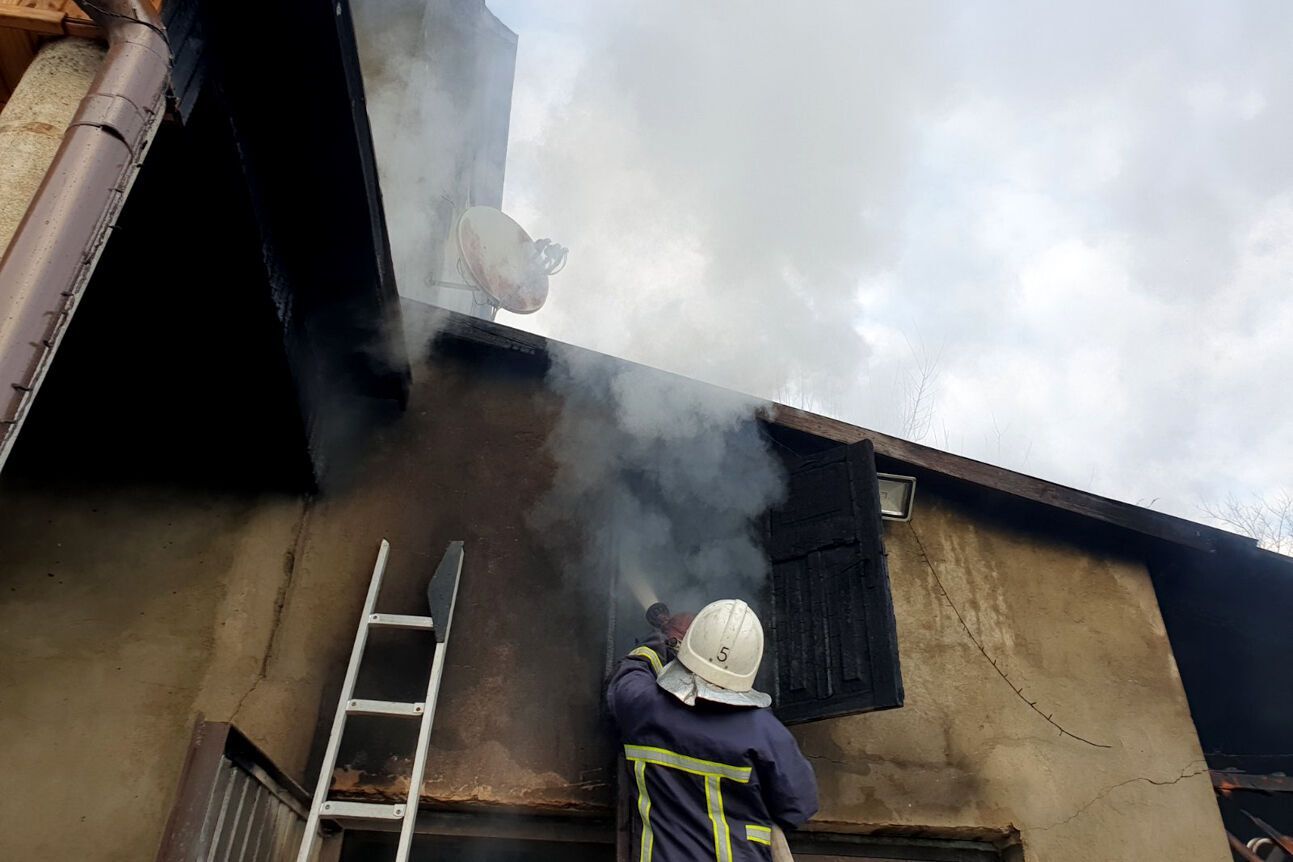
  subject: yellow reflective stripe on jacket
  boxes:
[623,744,752,783]
[628,646,664,676]
[624,744,751,862]
[745,824,772,845]
[633,759,654,862]
[705,775,733,862]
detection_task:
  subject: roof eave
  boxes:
[430,310,1259,556]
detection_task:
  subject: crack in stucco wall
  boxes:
[231,497,314,723]
[1028,759,1209,833]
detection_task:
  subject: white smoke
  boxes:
[352,0,515,317]
[500,1,948,408]
[354,0,447,295]
[531,344,786,621]
[495,0,1293,524]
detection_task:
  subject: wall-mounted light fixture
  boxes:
[877,473,917,521]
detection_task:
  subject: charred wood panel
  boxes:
[162,0,207,121]
[768,439,903,724]
[191,0,410,485]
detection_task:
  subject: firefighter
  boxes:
[607,598,818,862]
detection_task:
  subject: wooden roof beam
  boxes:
[0,6,100,40]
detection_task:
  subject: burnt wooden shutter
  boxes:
[766,439,904,724]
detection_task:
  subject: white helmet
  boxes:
[677,599,764,693]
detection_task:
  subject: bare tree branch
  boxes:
[1200,490,1293,556]
[899,336,942,442]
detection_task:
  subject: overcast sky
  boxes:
[487,0,1292,528]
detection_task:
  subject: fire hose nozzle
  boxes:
[645,602,695,649]
[645,602,671,630]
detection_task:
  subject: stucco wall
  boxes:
[0,38,105,258]
[794,486,1229,859]
[0,332,1229,861]
[0,482,306,861]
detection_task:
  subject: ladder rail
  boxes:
[394,646,448,858]
[395,544,464,859]
[295,539,392,862]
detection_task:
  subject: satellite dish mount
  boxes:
[428,207,564,315]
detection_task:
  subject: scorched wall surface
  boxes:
[303,323,1229,859]
[0,310,1229,861]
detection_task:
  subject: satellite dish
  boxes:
[455,207,565,315]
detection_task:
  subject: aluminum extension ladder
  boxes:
[295,539,465,862]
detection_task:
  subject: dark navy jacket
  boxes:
[607,638,819,862]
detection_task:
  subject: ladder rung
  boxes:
[368,613,435,631]
[319,801,406,821]
[345,699,424,718]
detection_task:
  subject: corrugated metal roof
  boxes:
[202,756,311,862]
[156,722,322,862]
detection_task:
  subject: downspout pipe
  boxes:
[0,0,169,473]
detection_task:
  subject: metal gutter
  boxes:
[0,0,169,473]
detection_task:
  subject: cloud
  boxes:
[491,0,1293,522]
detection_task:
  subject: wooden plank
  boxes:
[0,0,85,11]
[162,0,205,120]
[0,0,127,18]
[0,6,64,36]
[62,3,93,21]
[62,17,97,37]
[0,27,35,96]
[1212,769,1293,794]
[1227,832,1266,862]
[0,6,102,60]
[0,0,159,37]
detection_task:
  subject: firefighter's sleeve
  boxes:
[606,634,667,727]
[753,720,820,829]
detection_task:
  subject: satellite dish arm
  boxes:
[533,239,568,275]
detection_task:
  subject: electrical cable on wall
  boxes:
[906,520,1112,750]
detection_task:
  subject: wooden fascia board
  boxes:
[769,403,1252,553]
[0,1,163,38]
[0,6,99,38]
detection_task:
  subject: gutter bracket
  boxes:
[72,92,148,148]
[0,0,170,473]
